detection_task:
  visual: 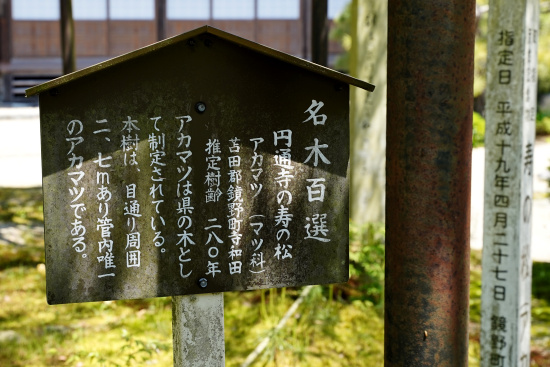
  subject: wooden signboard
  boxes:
[28,26,374,305]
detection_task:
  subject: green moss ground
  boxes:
[0,187,549,366]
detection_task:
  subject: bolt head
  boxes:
[195,102,206,114]
[198,278,208,288]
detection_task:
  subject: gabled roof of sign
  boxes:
[26,25,374,97]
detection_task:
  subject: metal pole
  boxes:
[301,0,308,60]
[385,0,475,365]
[106,0,111,56]
[311,0,327,66]
[60,0,76,74]
[253,0,258,42]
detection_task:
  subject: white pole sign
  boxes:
[481,0,538,366]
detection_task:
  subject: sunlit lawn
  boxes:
[0,188,549,366]
[0,251,384,366]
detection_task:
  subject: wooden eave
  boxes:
[26,25,375,97]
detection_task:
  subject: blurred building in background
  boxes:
[0,0,348,102]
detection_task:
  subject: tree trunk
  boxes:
[349,0,388,223]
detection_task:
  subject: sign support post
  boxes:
[480,1,539,366]
[172,294,225,366]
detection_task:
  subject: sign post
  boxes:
[172,293,225,366]
[481,1,539,366]
[26,26,374,365]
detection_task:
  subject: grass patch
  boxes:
[0,243,44,270]
[0,265,174,367]
[224,287,384,367]
[0,187,43,224]
[533,262,550,301]
[0,187,549,366]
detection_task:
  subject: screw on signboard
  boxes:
[198,278,208,288]
[195,102,207,114]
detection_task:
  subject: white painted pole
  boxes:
[481,0,539,366]
[172,293,225,366]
